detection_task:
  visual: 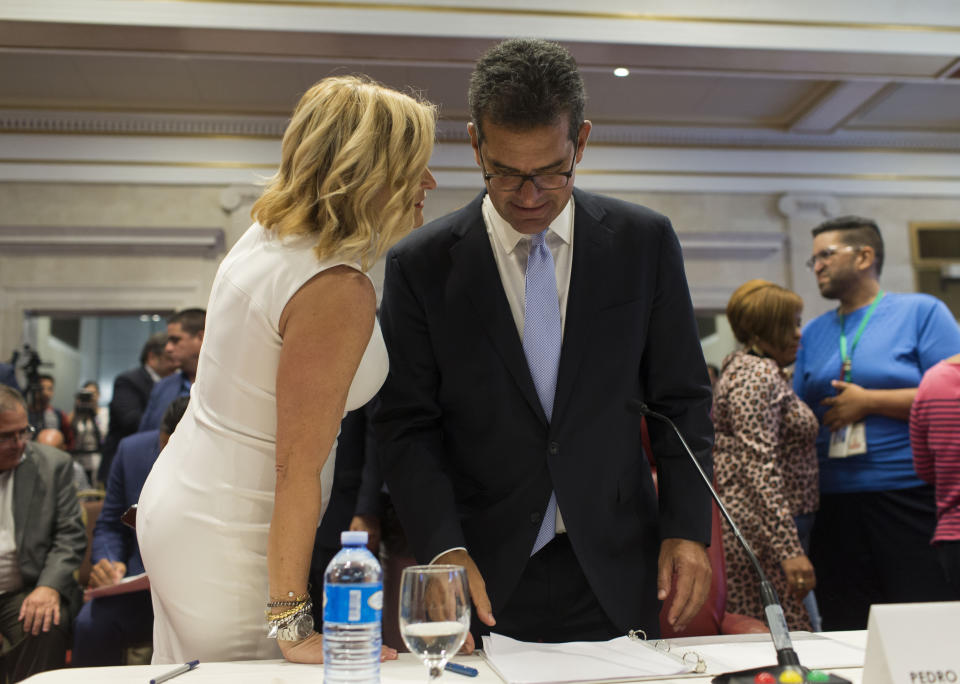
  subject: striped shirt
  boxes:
[910,359,960,543]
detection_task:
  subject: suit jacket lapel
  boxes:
[13,448,39,551]
[552,190,611,426]
[448,195,547,424]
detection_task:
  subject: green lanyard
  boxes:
[838,290,884,382]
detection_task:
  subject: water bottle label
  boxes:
[323,583,383,624]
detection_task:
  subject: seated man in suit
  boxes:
[138,309,205,433]
[0,385,86,682]
[376,39,713,646]
[99,332,174,482]
[36,428,91,491]
[71,396,189,667]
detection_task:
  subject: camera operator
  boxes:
[27,375,73,449]
[70,382,103,485]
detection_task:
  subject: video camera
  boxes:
[74,389,98,418]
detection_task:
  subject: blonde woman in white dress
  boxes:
[137,76,437,665]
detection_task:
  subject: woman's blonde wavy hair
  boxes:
[252,75,437,270]
[726,279,803,351]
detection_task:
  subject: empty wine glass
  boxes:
[399,565,471,682]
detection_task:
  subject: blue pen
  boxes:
[150,659,199,684]
[445,662,479,677]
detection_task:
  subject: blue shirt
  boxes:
[794,292,960,494]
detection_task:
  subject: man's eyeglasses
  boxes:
[478,147,576,192]
[805,245,858,271]
[0,425,36,445]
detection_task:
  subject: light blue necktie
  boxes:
[523,230,562,556]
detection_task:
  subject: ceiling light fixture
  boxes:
[613,67,630,77]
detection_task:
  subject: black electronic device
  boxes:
[627,400,851,684]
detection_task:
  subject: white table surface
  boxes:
[23,631,868,684]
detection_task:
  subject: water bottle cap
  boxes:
[341,530,368,546]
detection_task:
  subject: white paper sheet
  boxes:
[480,633,693,684]
[673,633,865,674]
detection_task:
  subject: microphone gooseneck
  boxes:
[627,399,801,669]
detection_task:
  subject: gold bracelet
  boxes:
[265,600,311,623]
[267,593,309,608]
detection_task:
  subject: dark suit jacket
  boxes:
[93,430,160,577]
[309,401,383,624]
[375,189,714,634]
[15,442,87,616]
[138,372,188,433]
[0,363,19,391]
[101,366,155,474]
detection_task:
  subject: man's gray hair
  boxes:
[0,385,27,413]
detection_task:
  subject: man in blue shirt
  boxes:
[138,309,204,433]
[72,397,189,666]
[794,215,960,630]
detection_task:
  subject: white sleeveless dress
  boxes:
[137,222,388,664]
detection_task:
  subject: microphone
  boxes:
[628,399,849,684]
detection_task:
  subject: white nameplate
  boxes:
[863,602,960,684]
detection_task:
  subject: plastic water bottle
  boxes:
[323,530,383,684]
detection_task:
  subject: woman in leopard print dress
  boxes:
[713,280,820,630]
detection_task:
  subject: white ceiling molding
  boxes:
[0,282,204,314]
[5,114,960,152]
[688,285,739,312]
[777,195,843,218]
[677,232,785,261]
[0,226,226,258]
[4,1,960,55]
[0,109,289,138]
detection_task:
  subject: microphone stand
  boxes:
[629,400,849,684]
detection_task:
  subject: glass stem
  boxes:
[428,664,444,681]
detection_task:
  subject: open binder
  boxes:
[479,631,865,684]
[479,630,704,684]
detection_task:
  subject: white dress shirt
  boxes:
[0,466,24,594]
[481,194,575,339]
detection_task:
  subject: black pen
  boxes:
[150,659,199,684]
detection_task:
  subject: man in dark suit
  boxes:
[0,385,86,682]
[308,401,383,622]
[138,308,205,433]
[376,39,713,645]
[99,332,174,482]
[0,362,19,391]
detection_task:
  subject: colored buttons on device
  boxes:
[806,671,832,682]
[778,669,804,683]
[753,673,777,683]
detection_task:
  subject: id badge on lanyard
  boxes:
[828,291,883,458]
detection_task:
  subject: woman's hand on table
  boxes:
[279,632,398,664]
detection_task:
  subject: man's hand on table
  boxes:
[433,549,495,654]
[658,538,712,633]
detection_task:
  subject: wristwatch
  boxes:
[271,611,315,642]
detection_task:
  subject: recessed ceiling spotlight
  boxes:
[613,67,630,77]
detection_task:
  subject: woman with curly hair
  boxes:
[713,279,820,630]
[138,76,437,664]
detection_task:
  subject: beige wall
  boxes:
[2,182,959,368]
